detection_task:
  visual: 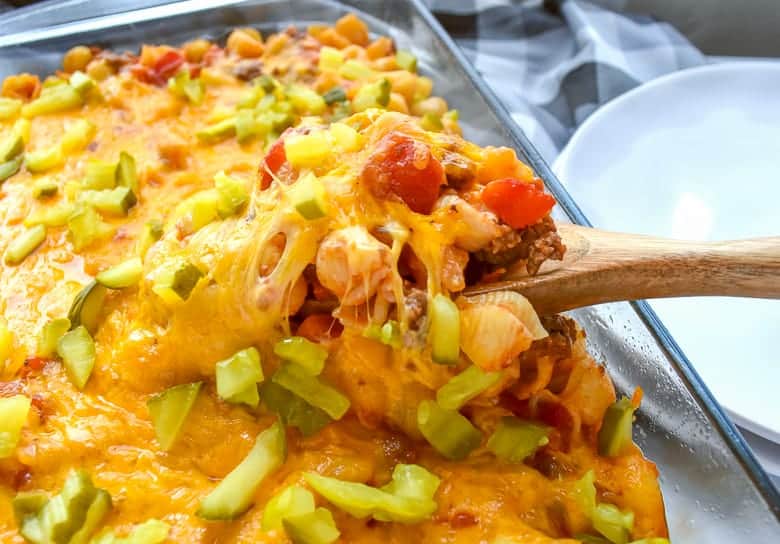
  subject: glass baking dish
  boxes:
[0,0,778,540]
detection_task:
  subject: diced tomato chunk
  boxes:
[259,136,288,189]
[361,133,445,214]
[153,50,185,80]
[481,178,555,229]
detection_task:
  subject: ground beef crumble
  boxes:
[474,216,565,275]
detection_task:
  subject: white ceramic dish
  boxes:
[554,62,780,446]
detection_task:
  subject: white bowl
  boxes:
[554,62,780,446]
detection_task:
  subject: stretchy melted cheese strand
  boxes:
[0,395,31,458]
[486,416,550,463]
[416,400,481,460]
[436,365,501,410]
[197,420,286,520]
[271,363,350,420]
[146,382,202,451]
[273,336,327,375]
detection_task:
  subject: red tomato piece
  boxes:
[362,133,445,214]
[481,178,556,229]
[152,50,185,82]
[259,136,288,189]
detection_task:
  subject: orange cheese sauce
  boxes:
[0,15,667,544]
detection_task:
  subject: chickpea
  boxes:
[366,37,393,60]
[1,73,41,100]
[85,59,113,81]
[62,45,93,73]
[335,13,369,46]
[387,92,409,114]
[264,33,290,56]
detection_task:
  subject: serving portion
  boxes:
[0,14,667,543]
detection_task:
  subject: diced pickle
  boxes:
[24,203,74,228]
[262,485,316,531]
[436,365,501,410]
[283,507,340,544]
[152,259,204,304]
[197,421,286,520]
[598,397,635,457]
[351,79,391,113]
[147,382,202,451]
[428,294,460,365]
[4,225,46,265]
[26,146,64,174]
[0,156,23,183]
[395,50,418,73]
[38,318,71,358]
[0,97,22,120]
[322,86,347,105]
[12,491,49,525]
[57,326,97,389]
[67,280,107,334]
[196,117,236,143]
[214,171,249,217]
[83,160,117,190]
[486,416,550,463]
[116,151,138,194]
[216,347,264,403]
[417,400,481,460]
[259,381,332,437]
[273,336,327,375]
[0,395,31,458]
[32,179,59,199]
[272,364,350,420]
[79,186,137,216]
[22,84,83,118]
[96,257,144,289]
[288,173,328,220]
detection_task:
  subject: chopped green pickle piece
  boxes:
[31,470,111,544]
[0,128,24,162]
[57,326,97,389]
[286,84,326,115]
[83,159,118,190]
[395,50,418,73]
[214,171,249,217]
[0,155,23,183]
[4,225,46,265]
[259,381,332,437]
[24,203,74,228]
[0,395,31,458]
[67,280,107,334]
[598,397,635,457]
[304,463,440,523]
[26,146,64,173]
[147,382,202,451]
[486,416,550,463]
[216,347,264,402]
[96,257,144,289]
[592,503,635,544]
[322,86,347,105]
[235,109,270,143]
[174,189,219,232]
[284,132,331,168]
[273,336,328,375]
[116,151,139,194]
[227,384,260,408]
[288,172,328,220]
[22,84,82,117]
[272,363,350,420]
[60,119,96,154]
[137,219,163,257]
[92,519,170,544]
[576,535,612,544]
[262,485,316,531]
[79,186,137,216]
[69,488,111,544]
[69,71,96,94]
[197,420,286,520]
[152,259,204,304]
[38,318,71,358]
[420,112,443,132]
[338,59,373,81]
[67,204,115,251]
[168,70,205,104]
[255,74,277,93]
[12,491,49,525]
[436,365,501,410]
[417,400,481,460]
[196,117,236,143]
[351,78,391,112]
[0,97,22,120]
[283,507,340,544]
[32,179,59,199]
[429,294,460,365]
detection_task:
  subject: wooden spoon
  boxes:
[464,224,780,315]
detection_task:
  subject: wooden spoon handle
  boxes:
[466,224,780,315]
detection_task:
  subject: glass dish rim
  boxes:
[0,0,777,518]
